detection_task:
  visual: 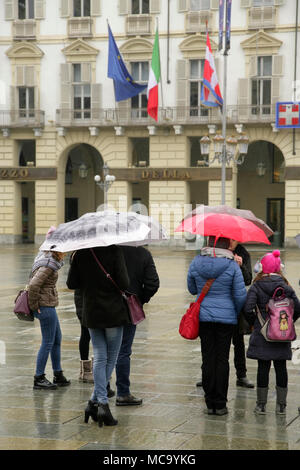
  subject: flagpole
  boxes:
[221,0,229,205]
[156,17,164,111]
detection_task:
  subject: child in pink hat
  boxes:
[260,249,281,274]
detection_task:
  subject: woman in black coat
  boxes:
[67,245,130,427]
[244,250,300,416]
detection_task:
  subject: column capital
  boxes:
[89,126,99,136]
[114,126,125,136]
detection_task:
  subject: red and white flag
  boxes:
[201,30,223,108]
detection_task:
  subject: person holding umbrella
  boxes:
[187,236,247,415]
[67,245,130,427]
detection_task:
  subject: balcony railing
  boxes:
[126,15,152,35]
[13,20,36,40]
[55,104,276,127]
[68,17,93,37]
[185,11,212,33]
[0,110,45,127]
[248,6,276,29]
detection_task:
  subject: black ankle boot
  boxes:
[84,400,98,423]
[53,370,71,387]
[97,403,118,427]
[33,374,57,390]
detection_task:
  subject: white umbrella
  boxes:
[39,211,168,253]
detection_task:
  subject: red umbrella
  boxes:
[175,212,271,245]
[182,204,273,238]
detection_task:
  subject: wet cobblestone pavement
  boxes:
[1,244,300,451]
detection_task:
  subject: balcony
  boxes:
[0,110,45,128]
[248,6,276,30]
[126,15,152,36]
[55,104,276,128]
[13,20,36,40]
[185,11,212,33]
[68,17,93,38]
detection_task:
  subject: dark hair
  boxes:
[208,236,230,250]
[253,270,290,286]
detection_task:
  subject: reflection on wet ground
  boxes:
[1,244,300,450]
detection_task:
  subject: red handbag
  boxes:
[179,279,215,340]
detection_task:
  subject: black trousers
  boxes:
[257,359,288,388]
[79,325,91,360]
[232,326,247,379]
[199,322,235,410]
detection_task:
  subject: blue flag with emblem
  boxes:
[107,24,147,102]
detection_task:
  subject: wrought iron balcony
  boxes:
[55,104,276,128]
[0,110,45,128]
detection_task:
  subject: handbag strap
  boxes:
[90,248,126,297]
[256,305,265,327]
[196,279,215,305]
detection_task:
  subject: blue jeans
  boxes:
[89,326,123,404]
[33,306,62,376]
[116,324,136,397]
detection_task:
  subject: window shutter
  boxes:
[35,0,45,19]
[61,63,72,83]
[61,0,70,18]
[10,86,17,111]
[81,63,91,83]
[25,66,36,86]
[249,56,257,77]
[178,0,188,12]
[60,84,72,122]
[5,0,16,20]
[176,60,188,109]
[91,0,101,16]
[119,0,129,15]
[238,78,250,120]
[271,77,280,106]
[150,0,160,14]
[91,83,101,120]
[16,66,25,86]
[210,0,219,10]
[240,0,251,7]
[272,55,283,76]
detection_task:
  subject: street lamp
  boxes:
[94,162,116,209]
[200,132,249,199]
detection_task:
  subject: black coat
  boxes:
[234,244,252,286]
[67,245,130,329]
[244,275,300,361]
[121,246,160,304]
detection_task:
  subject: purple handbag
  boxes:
[90,249,146,325]
[14,288,34,322]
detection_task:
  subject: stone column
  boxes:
[35,180,59,244]
[0,181,22,243]
[208,179,234,206]
[285,180,300,247]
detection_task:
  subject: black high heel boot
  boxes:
[97,403,118,427]
[84,400,98,423]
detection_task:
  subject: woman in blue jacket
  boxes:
[187,236,247,416]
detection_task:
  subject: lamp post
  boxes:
[200,132,249,204]
[94,162,116,210]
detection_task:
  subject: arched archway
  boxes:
[64,143,104,222]
[237,140,285,246]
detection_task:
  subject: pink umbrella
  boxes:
[183,204,273,238]
[176,212,271,245]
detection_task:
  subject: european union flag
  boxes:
[107,24,147,102]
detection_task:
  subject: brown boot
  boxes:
[79,359,94,383]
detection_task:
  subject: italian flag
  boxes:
[147,28,161,121]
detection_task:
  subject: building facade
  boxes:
[0,0,299,245]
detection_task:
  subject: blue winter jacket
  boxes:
[187,254,247,325]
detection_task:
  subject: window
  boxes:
[252,0,274,5]
[18,87,34,118]
[251,56,272,115]
[73,0,91,17]
[72,64,91,119]
[131,62,149,118]
[190,0,210,10]
[189,59,208,117]
[131,0,150,14]
[18,0,34,19]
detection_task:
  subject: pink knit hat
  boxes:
[260,250,281,274]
